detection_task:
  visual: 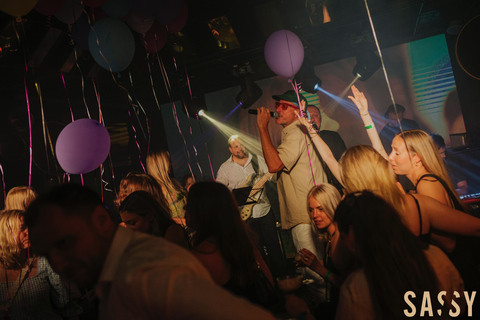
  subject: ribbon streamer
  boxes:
[155,55,201,178]
[288,78,317,186]
[0,163,6,208]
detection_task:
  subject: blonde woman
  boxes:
[337,145,480,237]
[295,116,480,252]
[0,210,80,319]
[146,151,187,225]
[296,184,354,320]
[5,187,38,211]
[348,86,467,252]
[115,172,170,212]
[298,184,343,287]
[339,144,480,294]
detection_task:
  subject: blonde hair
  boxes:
[306,184,341,241]
[6,186,38,211]
[115,172,170,213]
[339,145,405,211]
[397,130,461,205]
[0,210,28,269]
[146,151,184,203]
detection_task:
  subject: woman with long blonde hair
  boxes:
[296,113,471,235]
[146,151,187,225]
[0,210,80,319]
[296,184,353,320]
[298,107,480,265]
[5,187,38,211]
[348,86,472,256]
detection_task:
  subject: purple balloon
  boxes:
[55,119,110,174]
[264,30,304,78]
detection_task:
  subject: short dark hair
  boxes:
[384,104,405,119]
[334,191,440,319]
[429,133,445,149]
[118,190,175,237]
[25,184,105,229]
[307,105,320,112]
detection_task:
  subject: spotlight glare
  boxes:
[198,109,206,117]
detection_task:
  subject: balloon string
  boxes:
[182,60,213,179]
[91,78,102,123]
[146,53,163,110]
[197,120,215,180]
[285,30,296,83]
[34,81,52,176]
[85,9,116,75]
[61,72,76,122]
[16,31,33,189]
[128,110,146,172]
[362,0,403,133]
[178,55,204,180]
[127,71,148,116]
[106,154,116,194]
[92,77,112,197]
[362,0,411,160]
[289,78,316,186]
[0,163,6,208]
[126,71,149,141]
[18,21,52,187]
[156,56,200,178]
[146,117,151,156]
[70,28,91,119]
[100,164,104,202]
[89,14,151,178]
[44,125,62,184]
[13,19,32,189]
[63,173,71,183]
[177,53,209,177]
[85,7,148,148]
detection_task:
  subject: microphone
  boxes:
[312,122,320,133]
[248,109,279,119]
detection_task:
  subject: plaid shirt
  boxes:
[0,256,81,319]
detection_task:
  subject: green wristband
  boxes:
[325,270,332,282]
[365,124,374,130]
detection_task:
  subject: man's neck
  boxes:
[232,154,249,166]
[282,118,298,128]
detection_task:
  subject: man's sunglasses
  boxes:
[275,101,299,110]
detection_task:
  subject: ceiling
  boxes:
[0,0,478,190]
[1,1,478,100]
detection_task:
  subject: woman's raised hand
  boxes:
[295,110,314,131]
[348,85,369,114]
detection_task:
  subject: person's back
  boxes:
[25,184,277,320]
[334,192,464,320]
[99,227,225,319]
[186,181,280,310]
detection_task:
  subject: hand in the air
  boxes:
[294,110,313,129]
[347,85,369,114]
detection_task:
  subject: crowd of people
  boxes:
[1,85,478,319]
